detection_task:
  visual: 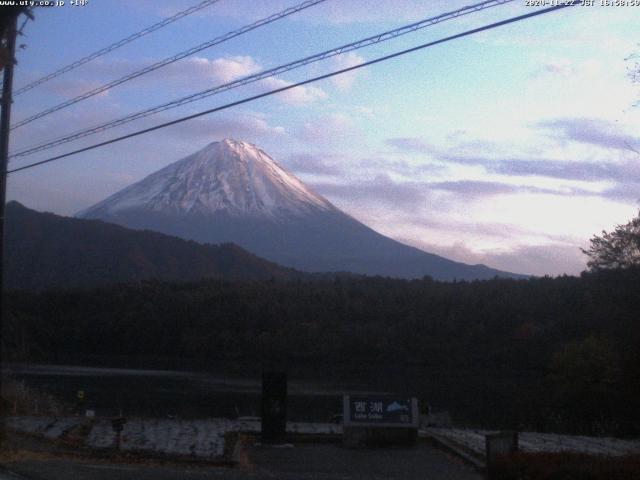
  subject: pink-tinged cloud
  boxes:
[154,112,286,143]
[538,117,640,152]
[259,77,328,105]
[30,55,263,99]
[330,52,365,91]
[296,112,354,142]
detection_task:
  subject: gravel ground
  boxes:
[3,442,482,480]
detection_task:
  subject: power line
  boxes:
[10,0,514,159]
[11,0,327,130]
[6,3,575,176]
[13,0,223,96]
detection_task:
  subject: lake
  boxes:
[4,362,546,429]
[4,363,391,421]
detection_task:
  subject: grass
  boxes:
[1,377,63,416]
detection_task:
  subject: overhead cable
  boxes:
[13,0,223,96]
[11,0,327,130]
[10,0,514,158]
[6,3,576,175]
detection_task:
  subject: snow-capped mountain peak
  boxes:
[79,139,334,219]
[78,138,523,280]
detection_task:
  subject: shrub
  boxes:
[1,377,63,415]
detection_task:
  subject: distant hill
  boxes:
[4,201,301,290]
[79,138,526,280]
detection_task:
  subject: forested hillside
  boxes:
[4,201,301,289]
[4,268,639,435]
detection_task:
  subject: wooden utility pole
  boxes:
[0,8,20,446]
[0,11,19,252]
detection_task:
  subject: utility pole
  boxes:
[0,7,21,446]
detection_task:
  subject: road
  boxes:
[0,468,28,480]
[2,442,482,480]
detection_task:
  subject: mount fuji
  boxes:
[78,139,522,280]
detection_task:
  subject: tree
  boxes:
[582,211,640,270]
[628,47,640,108]
[548,336,622,433]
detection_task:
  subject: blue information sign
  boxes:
[344,395,418,426]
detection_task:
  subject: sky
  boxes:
[6,0,640,276]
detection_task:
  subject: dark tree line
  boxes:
[3,268,640,435]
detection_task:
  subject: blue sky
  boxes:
[7,0,640,276]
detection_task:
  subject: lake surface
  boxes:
[4,362,545,428]
[4,363,391,421]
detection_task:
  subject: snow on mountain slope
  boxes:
[78,139,334,219]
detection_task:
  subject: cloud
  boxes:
[482,243,588,277]
[387,136,501,159]
[487,158,640,183]
[411,240,588,277]
[284,149,442,180]
[330,52,365,91]
[309,169,586,220]
[313,175,560,215]
[283,153,345,176]
[427,180,566,199]
[24,58,132,98]
[356,156,445,178]
[386,137,437,154]
[37,55,262,100]
[383,129,640,203]
[428,180,521,197]
[160,112,285,143]
[178,55,261,84]
[312,177,594,276]
[403,215,554,242]
[44,80,113,99]
[258,77,327,105]
[437,156,639,201]
[542,58,575,77]
[124,55,262,89]
[602,182,640,203]
[393,215,592,277]
[312,173,429,210]
[10,107,285,168]
[296,112,355,143]
[537,117,640,152]
[535,58,602,79]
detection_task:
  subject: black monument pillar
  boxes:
[261,371,287,443]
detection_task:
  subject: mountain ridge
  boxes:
[4,201,304,290]
[78,138,526,281]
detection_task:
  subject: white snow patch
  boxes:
[79,139,335,220]
[6,416,81,439]
[425,427,640,457]
[11,415,636,460]
[8,416,341,460]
